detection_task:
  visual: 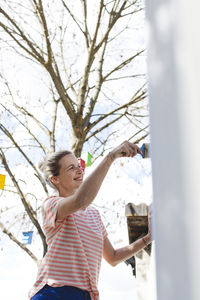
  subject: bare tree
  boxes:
[0,0,148,264]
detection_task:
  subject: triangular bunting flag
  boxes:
[0,174,6,190]
[22,231,33,245]
[81,152,93,167]
[78,158,86,173]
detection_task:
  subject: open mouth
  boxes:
[74,176,83,182]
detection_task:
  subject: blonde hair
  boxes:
[39,150,72,189]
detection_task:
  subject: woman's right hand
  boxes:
[109,141,142,161]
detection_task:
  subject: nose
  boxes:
[77,166,83,173]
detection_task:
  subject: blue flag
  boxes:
[22,231,33,244]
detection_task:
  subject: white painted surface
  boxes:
[146,0,200,299]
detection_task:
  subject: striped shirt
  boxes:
[29,196,108,300]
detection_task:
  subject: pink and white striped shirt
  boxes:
[29,196,108,300]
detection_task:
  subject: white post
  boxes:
[146,0,200,299]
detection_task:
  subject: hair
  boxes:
[39,150,72,189]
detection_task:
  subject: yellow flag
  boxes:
[0,174,6,189]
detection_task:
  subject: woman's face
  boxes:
[50,154,83,196]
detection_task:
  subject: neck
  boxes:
[58,187,76,198]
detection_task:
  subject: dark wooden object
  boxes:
[125,203,151,276]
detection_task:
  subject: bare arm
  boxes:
[57,141,142,219]
[103,233,151,267]
[57,153,113,218]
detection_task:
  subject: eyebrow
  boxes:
[66,164,74,169]
[66,163,79,169]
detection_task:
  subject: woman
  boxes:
[29,141,152,300]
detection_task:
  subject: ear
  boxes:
[49,175,59,187]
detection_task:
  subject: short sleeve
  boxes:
[42,196,65,228]
[100,218,108,240]
[94,208,108,240]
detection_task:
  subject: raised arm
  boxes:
[56,141,142,219]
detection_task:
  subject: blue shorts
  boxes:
[30,285,91,300]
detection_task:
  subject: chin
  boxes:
[74,181,83,187]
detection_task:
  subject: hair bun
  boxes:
[38,160,46,172]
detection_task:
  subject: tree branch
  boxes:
[86,87,147,133]
[49,88,59,152]
[132,132,149,144]
[77,0,104,117]
[61,0,89,45]
[83,37,108,129]
[0,150,47,256]
[80,0,91,48]
[92,130,118,161]
[103,50,145,81]
[0,221,40,265]
[127,125,150,142]
[0,124,48,195]
[94,0,128,54]
[32,0,52,64]
[45,63,76,122]
[85,113,124,142]
[59,21,78,100]
[0,103,47,154]
[0,7,45,64]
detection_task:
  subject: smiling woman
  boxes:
[48,153,84,198]
[29,141,152,300]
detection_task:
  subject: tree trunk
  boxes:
[71,129,85,157]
